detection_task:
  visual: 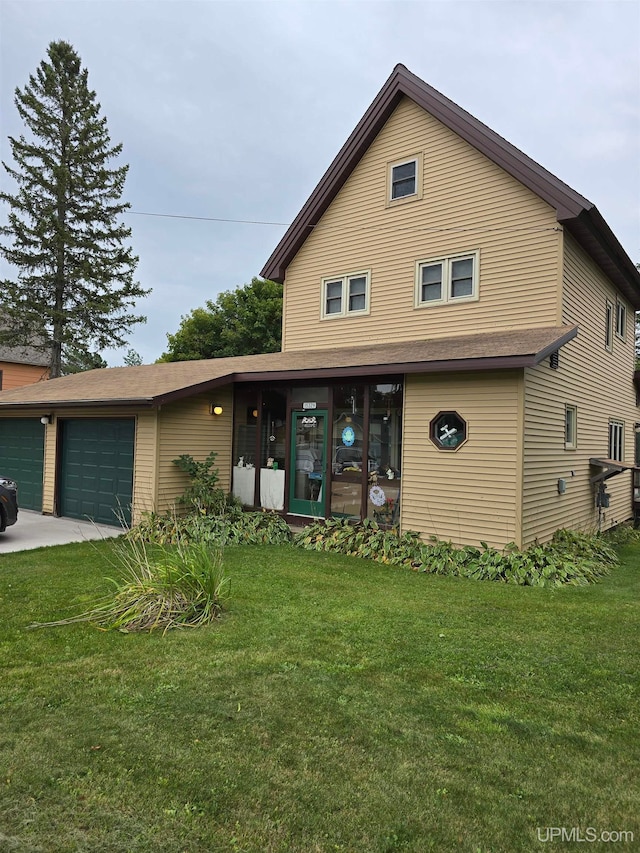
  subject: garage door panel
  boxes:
[0,418,45,510]
[59,418,134,526]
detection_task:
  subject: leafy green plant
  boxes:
[172,451,233,514]
[293,518,617,587]
[30,536,228,633]
[130,506,291,547]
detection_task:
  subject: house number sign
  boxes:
[302,402,317,410]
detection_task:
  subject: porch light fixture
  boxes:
[40,414,53,425]
[210,404,224,416]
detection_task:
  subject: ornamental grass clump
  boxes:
[30,536,228,634]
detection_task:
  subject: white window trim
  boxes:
[615,300,627,340]
[414,251,479,308]
[386,154,422,206]
[321,271,371,320]
[608,420,624,462]
[605,300,613,351]
[565,404,577,450]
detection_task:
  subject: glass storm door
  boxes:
[289,410,328,516]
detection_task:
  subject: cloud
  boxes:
[2,0,638,364]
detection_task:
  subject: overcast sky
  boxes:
[1,0,638,365]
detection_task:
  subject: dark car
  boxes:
[0,476,18,532]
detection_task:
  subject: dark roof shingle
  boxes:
[0,325,577,410]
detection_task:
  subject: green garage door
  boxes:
[0,418,45,510]
[59,418,135,526]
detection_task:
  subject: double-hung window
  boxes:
[415,252,478,307]
[322,272,370,319]
[387,155,421,204]
[608,420,624,462]
[390,159,417,200]
[615,300,627,340]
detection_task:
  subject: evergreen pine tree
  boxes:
[0,40,149,377]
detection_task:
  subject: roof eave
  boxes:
[561,208,640,310]
[0,397,156,411]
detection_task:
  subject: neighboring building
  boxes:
[0,65,638,546]
[0,344,49,390]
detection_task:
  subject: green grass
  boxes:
[1,539,639,852]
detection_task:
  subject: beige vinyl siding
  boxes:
[283,96,560,352]
[156,388,233,514]
[521,233,637,544]
[0,362,49,390]
[402,371,521,549]
[42,415,55,514]
[131,410,158,523]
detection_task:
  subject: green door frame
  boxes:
[289,410,328,517]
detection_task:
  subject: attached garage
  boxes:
[0,417,45,510]
[58,418,135,526]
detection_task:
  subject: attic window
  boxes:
[387,154,421,203]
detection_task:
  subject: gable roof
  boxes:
[0,344,50,367]
[0,324,576,410]
[261,64,640,308]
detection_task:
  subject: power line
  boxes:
[128,209,561,234]
[129,210,289,226]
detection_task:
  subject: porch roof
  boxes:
[0,324,577,410]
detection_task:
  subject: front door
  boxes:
[289,410,328,517]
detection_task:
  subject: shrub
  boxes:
[293,518,616,587]
[172,451,232,515]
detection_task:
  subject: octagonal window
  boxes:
[430,411,467,451]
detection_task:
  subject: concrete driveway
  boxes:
[0,509,125,554]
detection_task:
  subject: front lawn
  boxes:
[1,540,638,852]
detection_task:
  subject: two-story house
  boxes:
[0,65,638,546]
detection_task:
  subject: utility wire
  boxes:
[129,210,289,226]
[128,209,561,234]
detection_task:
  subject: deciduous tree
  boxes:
[159,277,282,361]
